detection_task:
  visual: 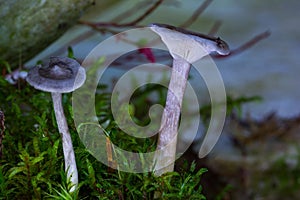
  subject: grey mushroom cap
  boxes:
[150,23,230,62]
[26,56,86,93]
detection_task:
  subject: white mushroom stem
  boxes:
[154,57,190,176]
[51,92,78,192]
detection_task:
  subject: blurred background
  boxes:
[27,0,300,119]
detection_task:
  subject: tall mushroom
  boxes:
[150,23,230,175]
[26,56,86,191]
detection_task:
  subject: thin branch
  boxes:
[79,0,163,29]
[78,21,140,29]
[112,1,151,22]
[207,20,222,36]
[125,0,163,25]
[180,0,213,28]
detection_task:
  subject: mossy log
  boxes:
[0,0,94,69]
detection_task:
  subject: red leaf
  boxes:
[138,48,155,63]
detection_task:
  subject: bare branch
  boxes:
[112,1,151,22]
[208,20,222,36]
[180,0,213,28]
[126,0,163,25]
[79,0,163,29]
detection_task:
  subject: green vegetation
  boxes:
[3,58,293,199]
[0,75,207,199]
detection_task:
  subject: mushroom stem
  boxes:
[51,92,78,192]
[154,57,190,176]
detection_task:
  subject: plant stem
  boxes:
[154,57,190,176]
[51,92,78,192]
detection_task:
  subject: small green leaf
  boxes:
[67,46,75,59]
[31,156,44,165]
[8,167,26,178]
[86,159,96,185]
[0,59,12,73]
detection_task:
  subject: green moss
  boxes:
[0,76,207,199]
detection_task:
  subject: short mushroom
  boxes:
[150,23,230,176]
[26,56,86,192]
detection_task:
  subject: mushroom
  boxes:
[26,56,86,192]
[150,23,230,175]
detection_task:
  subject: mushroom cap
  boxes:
[150,23,230,63]
[26,56,86,93]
